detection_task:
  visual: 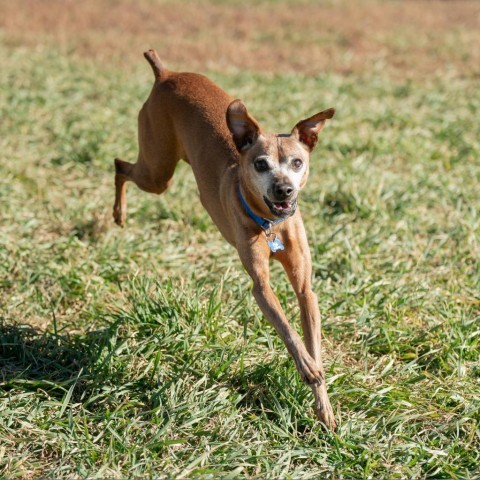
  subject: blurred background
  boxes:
[2,0,479,77]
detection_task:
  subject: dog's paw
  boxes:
[113,207,125,227]
[296,356,324,386]
[312,385,337,430]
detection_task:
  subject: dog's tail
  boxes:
[144,49,167,79]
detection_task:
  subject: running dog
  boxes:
[113,49,336,428]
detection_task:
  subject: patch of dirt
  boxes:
[1,0,479,78]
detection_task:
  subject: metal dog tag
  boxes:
[267,236,285,253]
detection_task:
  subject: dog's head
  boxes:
[227,99,335,219]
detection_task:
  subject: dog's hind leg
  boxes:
[113,101,181,227]
[112,148,178,227]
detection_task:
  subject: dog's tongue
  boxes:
[275,202,290,210]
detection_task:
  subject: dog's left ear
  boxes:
[226,99,261,152]
[292,108,335,151]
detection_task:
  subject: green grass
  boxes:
[1,42,480,479]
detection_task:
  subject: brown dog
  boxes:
[113,50,336,429]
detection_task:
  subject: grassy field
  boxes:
[1,0,480,478]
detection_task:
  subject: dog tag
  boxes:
[267,237,285,253]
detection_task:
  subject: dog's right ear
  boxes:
[226,100,261,152]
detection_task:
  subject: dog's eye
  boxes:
[291,158,303,170]
[254,159,270,172]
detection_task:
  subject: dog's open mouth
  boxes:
[264,197,298,218]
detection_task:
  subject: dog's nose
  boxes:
[274,183,294,200]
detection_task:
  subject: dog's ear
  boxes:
[226,100,261,152]
[291,108,335,151]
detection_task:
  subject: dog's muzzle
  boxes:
[264,195,298,218]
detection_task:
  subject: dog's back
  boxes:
[129,52,240,240]
[143,50,237,166]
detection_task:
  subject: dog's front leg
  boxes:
[278,224,336,429]
[237,243,324,387]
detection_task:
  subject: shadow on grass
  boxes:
[1,318,314,429]
[0,320,119,399]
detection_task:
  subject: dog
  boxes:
[113,49,336,429]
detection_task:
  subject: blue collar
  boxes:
[238,187,285,231]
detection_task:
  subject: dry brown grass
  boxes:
[1,0,479,78]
